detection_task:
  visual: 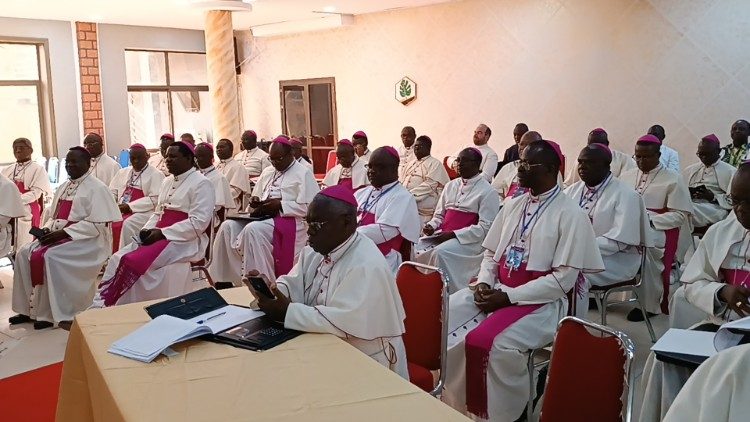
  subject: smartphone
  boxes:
[243,276,275,299]
[29,226,46,239]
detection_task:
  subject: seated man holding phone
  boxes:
[210,136,319,286]
[246,185,408,378]
[683,134,735,229]
[11,147,121,329]
[92,141,215,307]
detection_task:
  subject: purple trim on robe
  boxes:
[271,216,297,277]
[721,269,750,288]
[111,187,145,253]
[14,180,42,227]
[439,209,479,232]
[507,182,527,199]
[464,258,550,419]
[358,211,404,256]
[98,209,188,306]
[649,207,679,314]
[30,200,74,287]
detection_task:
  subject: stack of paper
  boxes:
[109,305,264,363]
[715,315,750,351]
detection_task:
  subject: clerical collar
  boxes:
[220,158,234,164]
[703,160,719,169]
[325,232,358,263]
[643,163,663,175]
[200,165,216,175]
[529,185,558,200]
[585,172,612,190]
[374,180,398,191]
[247,147,259,153]
[92,152,105,161]
[70,171,92,183]
[173,167,196,181]
[461,173,482,185]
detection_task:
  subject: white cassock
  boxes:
[89,153,121,186]
[398,155,451,223]
[682,160,735,228]
[355,181,421,273]
[453,144,499,183]
[397,144,416,169]
[663,343,750,422]
[199,166,235,212]
[620,164,693,314]
[276,233,409,379]
[563,148,636,186]
[564,175,653,317]
[210,161,319,285]
[442,186,604,421]
[147,153,169,176]
[217,158,252,215]
[492,161,564,202]
[235,147,270,180]
[660,143,681,173]
[93,169,214,307]
[0,174,27,257]
[109,165,164,249]
[321,157,369,191]
[639,213,747,422]
[1,161,52,247]
[359,149,372,167]
[296,157,314,172]
[12,172,120,323]
[415,174,499,293]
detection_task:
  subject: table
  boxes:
[56,288,468,421]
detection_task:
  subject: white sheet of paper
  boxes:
[186,305,264,334]
[651,329,717,358]
[715,315,750,351]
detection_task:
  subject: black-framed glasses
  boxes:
[518,160,544,171]
[728,195,750,207]
[306,220,329,232]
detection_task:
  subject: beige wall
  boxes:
[238,0,750,169]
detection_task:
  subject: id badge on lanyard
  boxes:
[505,245,525,272]
[120,187,132,204]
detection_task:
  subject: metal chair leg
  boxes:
[630,287,656,342]
[526,350,535,420]
[600,290,612,326]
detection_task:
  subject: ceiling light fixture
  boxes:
[189,0,252,12]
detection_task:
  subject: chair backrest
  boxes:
[442,156,458,180]
[325,150,337,172]
[396,262,447,371]
[118,150,130,168]
[540,317,635,422]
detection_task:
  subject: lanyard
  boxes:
[127,165,147,187]
[519,186,560,240]
[13,161,30,179]
[634,167,662,195]
[359,183,398,216]
[578,173,612,208]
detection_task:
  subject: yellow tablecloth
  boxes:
[56,288,467,421]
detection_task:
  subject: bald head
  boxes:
[518,130,542,155]
[367,147,400,188]
[588,129,609,145]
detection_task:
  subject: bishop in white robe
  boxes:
[253,185,409,378]
[321,139,369,192]
[235,130,270,182]
[109,144,165,251]
[93,142,215,307]
[355,147,421,273]
[620,135,693,319]
[352,130,371,166]
[442,141,604,421]
[398,126,417,170]
[562,128,636,186]
[398,135,450,223]
[415,148,499,293]
[564,144,652,317]
[147,133,175,176]
[83,133,121,186]
[683,134,735,228]
[493,131,558,201]
[195,142,235,214]
[290,137,315,172]
[10,147,121,328]
[210,138,319,285]
[215,139,252,215]
[2,138,52,247]
[0,173,27,259]
[639,183,750,422]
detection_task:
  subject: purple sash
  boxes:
[649,207,680,314]
[506,182,527,199]
[720,268,750,288]
[359,211,404,256]
[99,209,188,306]
[271,216,297,277]
[14,180,42,227]
[30,200,74,287]
[465,258,549,418]
[337,177,354,194]
[111,187,145,253]
[439,209,479,232]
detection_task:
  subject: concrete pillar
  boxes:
[204,10,240,146]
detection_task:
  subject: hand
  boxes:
[719,285,750,317]
[249,196,261,209]
[260,199,282,216]
[256,286,290,322]
[472,283,493,302]
[474,289,511,313]
[434,231,456,245]
[118,203,132,214]
[423,224,435,236]
[39,229,70,246]
[140,229,165,245]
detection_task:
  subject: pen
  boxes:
[197,311,226,324]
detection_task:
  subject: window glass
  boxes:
[125,51,167,85]
[0,43,39,80]
[168,52,208,86]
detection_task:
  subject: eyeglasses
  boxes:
[728,195,750,207]
[518,161,544,171]
[306,220,329,233]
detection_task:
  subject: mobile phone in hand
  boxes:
[244,276,276,299]
[29,226,46,239]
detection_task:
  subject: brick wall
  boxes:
[75,22,104,137]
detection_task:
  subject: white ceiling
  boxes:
[0,0,455,33]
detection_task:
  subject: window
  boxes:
[280,78,337,174]
[125,50,211,149]
[0,41,53,164]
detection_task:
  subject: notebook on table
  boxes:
[653,316,750,369]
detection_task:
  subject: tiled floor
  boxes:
[0,263,668,416]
